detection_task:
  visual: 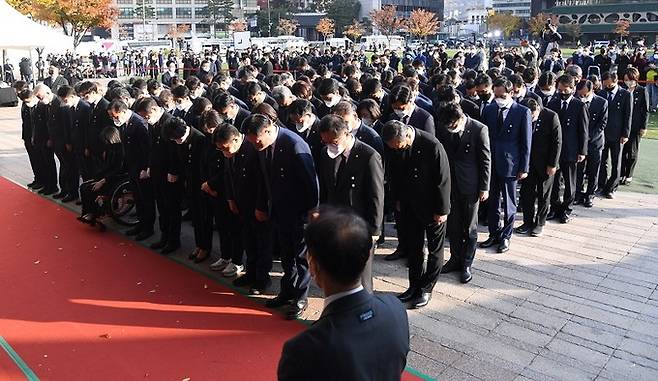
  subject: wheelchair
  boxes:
[80,176,140,231]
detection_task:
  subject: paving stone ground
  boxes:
[1,104,657,381]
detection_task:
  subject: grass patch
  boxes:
[646,113,658,140]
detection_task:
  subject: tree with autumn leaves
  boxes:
[344,20,365,43]
[8,0,117,49]
[316,18,335,41]
[370,5,404,45]
[406,9,440,40]
[277,19,299,36]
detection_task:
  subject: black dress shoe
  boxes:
[266,295,292,308]
[75,200,82,205]
[384,249,407,261]
[397,288,418,303]
[604,192,615,199]
[135,230,154,241]
[40,187,58,195]
[125,227,141,236]
[27,181,37,188]
[249,278,272,295]
[514,224,532,235]
[30,183,44,190]
[479,236,500,248]
[440,259,460,274]
[530,225,544,237]
[460,266,472,283]
[286,299,308,320]
[546,211,557,220]
[559,214,571,224]
[61,195,78,203]
[150,238,168,250]
[497,238,510,253]
[409,292,432,309]
[53,191,67,199]
[161,243,180,254]
[232,275,254,288]
[583,198,593,208]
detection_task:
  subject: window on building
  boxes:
[157,7,173,18]
[177,7,192,18]
[119,8,134,19]
[156,0,172,3]
[195,7,208,18]
[196,24,210,33]
[117,0,133,4]
[175,0,192,4]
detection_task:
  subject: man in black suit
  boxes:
[331,101,384,156]
[108,99,154,241]
[433,85,481,127]
[597,71,631,198]
[287,99,323,165]
[384,84,435,136]
[54,86,82,202]
[66,87,92,190]
[620,67,649,185]
[382,120,451,309]
[474,73,495,121]
[16,88,43,189]
[541,48,565,74]
[134,97,175,249]
[32,84,59,195]
[437,104,490,284]
[575,80,608,208]
[278,208,409,381]
[547,75,588,223]
[517,99,561,237]
[244,114,319,320]
[479,78,532,253]
[43,65,69,93]
[317,115,384,293]
[214,123,273,295]
[214,92,251,132]
[78,81,111,176]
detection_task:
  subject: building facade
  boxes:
[360,0,444,21]
[113,0,259,40]
[549,0,658,44]
[531,0,555,16]
[492,0,531,18]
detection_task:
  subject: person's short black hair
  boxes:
[601,71,618,82]
[243,113,272,135]
[522,98,541,113]
[389,84,414,105]
[509,74,524,89]
[213,91,236,110]
[381,120,410,142]
[147,78,162,93]
[318,114,349,135]
[172,85,190,99]
[493,78,513,93]
[576,79,593,92]
[212,122,240,144]
[434,85,460,104]
[164,116,189,140]
[133,96,159,113]
[289,98,313,117]
[557,74,575,88]
[132,78,147,91]
[317,78,339,96]
[77,81,98,97]
[57,85,76,98]
[538,71,557,88]
[107,86,131,102]
[436,102,464,127]
[474,73,492,87]
[108,99,129,113]
[522,66,538,83]
[246,82,262,96]
[100,126,121,145]
[331,100,355,117]
[305,206,372,285]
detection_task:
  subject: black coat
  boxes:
[70,100,92,153]
[232,107,251,133]
[583,94,608,150]
[120,112,150,178]
[223,136,261,219]
[597,88,631,143]
[547,97,588,162]
[354,122,384,157]
[318,139,384,235]
[529,108,562,174]
[385,106,435,137]
[278,290,409,381]
[170,127,207,185]
[86,98,112,154]
[21,103,33,142]
[629,85,650,133]
[438,117,491,195]
[30,102,49,145]
[147,111,174,180]
[387,128,451,222]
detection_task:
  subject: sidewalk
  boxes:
[1,104,657,381]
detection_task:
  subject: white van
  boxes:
[359,35,404,51]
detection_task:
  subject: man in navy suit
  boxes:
[278,207,409,381]
[575,80,608,208]
[547,75,588,224]
[597,71,631,198]
[244,114,319,320]
[479,78,532,253]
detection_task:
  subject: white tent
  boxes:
[0,0,73,50]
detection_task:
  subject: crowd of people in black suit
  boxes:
[11,35,652,379]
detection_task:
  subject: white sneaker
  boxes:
[210,258,230,271]
[222,263,244,277]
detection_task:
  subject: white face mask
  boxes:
[295,122,309,133]
[625,80,637,88]
[113,117,123,127]
[495,98,510,108]
[323,96,340,108]
[326,143,345,159]
[541,89,555,97]
[362,117,373,127]
[448,118,466,134]
[394,109,406,118]
[147,108,163,125]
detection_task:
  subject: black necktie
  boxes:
[402,114,409,125]
[561,101,568,114]
[608,92,613,103]
[497,107,506,130]
[334,155,346,187]
[265,146,273,175]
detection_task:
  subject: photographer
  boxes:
[541,21,563,59]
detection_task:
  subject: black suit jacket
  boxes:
[232,107,251,133]
[629,85,649,133]
[460,98,481,121]
[318,140,385,235]
[438,117,491,195]
[386,106,435,136]
[70,100,92,153]
[223,137,261,219]
[43,75,69,93]
[529,108,562,174]
[147,111,174,180]
[278,290,409,381]
[170,127,207,184]
[120,112,150,178]
[21,103,33,142]
[86,97,112,153]
[387,128,451,222]
[354,122,384,157]
[547,97,588,162]
[288,118,324,166]
[583,95,608,150]
[597,88,631,142]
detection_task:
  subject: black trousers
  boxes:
[36,143,57,189]
[163,181,183,246]
[55,147,78,197]
[621,132,641,179]
[24,140,42,184]
[242,218,274,285]
[521,170,555,227]
[447,192,479,268]
[79,178,117,217]
[152,177,169,240]
[274,221,310,301]
[599,141,622,194]
[76,151,92,182]
[399,207,445,293]
[576,144,603,201]
[198,196,243,265]
[130,176,155,233]
[551,161,577,216]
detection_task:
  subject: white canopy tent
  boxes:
[0,0,73,50]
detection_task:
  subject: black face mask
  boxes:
[478,93,491,102]
[559,92,571,101]
[606,85,616,92]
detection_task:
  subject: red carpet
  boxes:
[0,177,425,381]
